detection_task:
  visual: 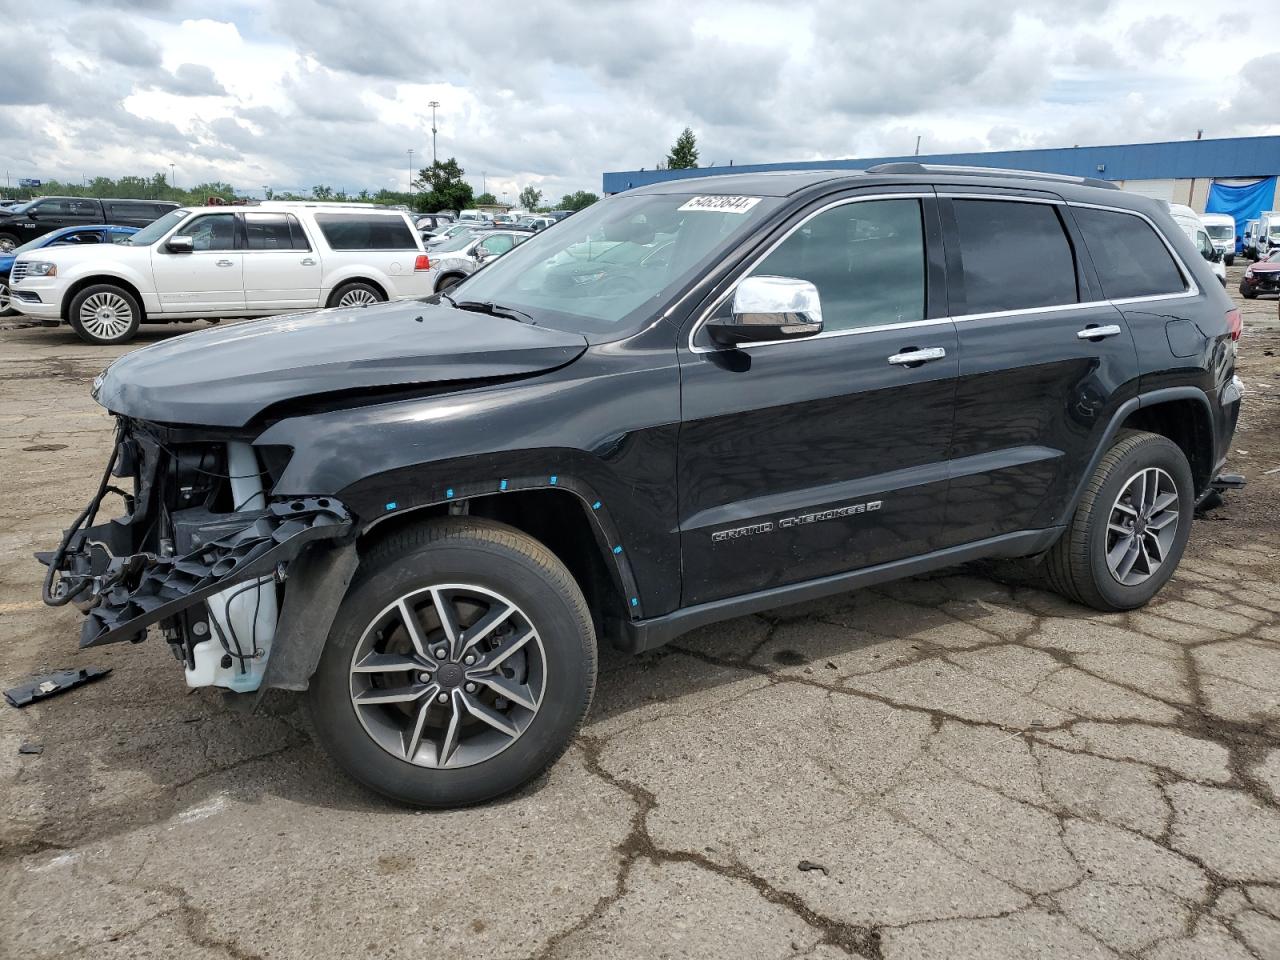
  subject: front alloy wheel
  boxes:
[349,584,546,769]
[68,284,142,344]
[308,518,596,807]
[78,292,133,340]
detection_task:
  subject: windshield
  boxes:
[126,209,190,246]
[434,231,478,253]
[1205,224,1233,240]
[452,192,781,334]
[6,200,34,214]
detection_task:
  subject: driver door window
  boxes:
[747,199,926,332]
[173,213,238,252]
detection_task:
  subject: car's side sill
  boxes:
[615,527,1064,653]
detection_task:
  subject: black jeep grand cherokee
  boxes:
[42,165,1244,806]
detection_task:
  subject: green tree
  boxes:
[518,185,542,210]
[312,184,334,200]
[667,126,699,169]
[475,192,497,206]
[190,181,237,203]
[557,190,599,212]
[412,157,474,213]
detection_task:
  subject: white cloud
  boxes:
[0,0,1276,201]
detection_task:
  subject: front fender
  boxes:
[255,344,683,615]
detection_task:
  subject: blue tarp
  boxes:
[1207,177,1277,251]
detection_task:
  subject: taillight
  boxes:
[415,254,430,271]
[1226,307,1242,342]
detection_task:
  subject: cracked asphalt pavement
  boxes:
[3,273,1279,959]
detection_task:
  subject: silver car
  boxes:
[425,230,530,292]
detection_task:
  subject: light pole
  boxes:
[407,149,414,196]
[169,163,175,189]
[427,100,440,167]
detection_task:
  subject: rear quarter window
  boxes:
[1071,207,1187,300]
[314,214,418,250]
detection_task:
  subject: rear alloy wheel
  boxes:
[1045,430,1193,611]
[0,234,17,254]
[329,281,385,309]
[68,284,141,345]
[308,518,596,807]
[1103,467,1181,587]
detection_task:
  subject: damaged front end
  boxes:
[38,418,354,693]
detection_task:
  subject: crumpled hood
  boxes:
[94,298,588,427]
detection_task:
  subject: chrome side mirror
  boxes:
[166,235,194,254]
[705,276,823,345]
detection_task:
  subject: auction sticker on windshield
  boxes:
[678,196,762,214]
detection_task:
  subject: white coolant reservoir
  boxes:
[185,441,279,693]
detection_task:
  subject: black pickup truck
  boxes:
[41,165,1243,807]
[0,197,178,251]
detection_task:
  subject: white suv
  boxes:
[8,203,432,344]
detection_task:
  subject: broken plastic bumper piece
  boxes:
[39,497,352,648]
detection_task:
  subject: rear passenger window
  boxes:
[245,213,308,250]
[750,198,926,333]
[1071,207,1187,300]
[314,214,417,250]
[953,200,1078,314]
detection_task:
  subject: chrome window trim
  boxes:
[686,192,933,354]
[937,192,1066,204]
[685,193,1201,356]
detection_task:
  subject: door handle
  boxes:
[215,259,235,267]
[1076,324,1122,340]
[300,258,316,265]
[887,346,947,365]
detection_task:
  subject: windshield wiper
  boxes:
[452,300,537,325]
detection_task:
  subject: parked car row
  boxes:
[6,203,434,343]
[0,196,178,252]
[1,224,139,315]
[1243,212,1280,260]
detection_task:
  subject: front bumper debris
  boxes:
[4,667,112,708]
[40,497,352,647]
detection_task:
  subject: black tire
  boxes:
[308,518,597,807]
[435,273,465,293]
[1045,430,1194,612]
[327,281,385,309]
[1224,255,1234,267]
[67,283,142,345]
[0,233,18,254]
[0,277,14,316]
[1240,284,1257,300]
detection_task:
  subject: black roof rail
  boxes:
[865,161,1120,191]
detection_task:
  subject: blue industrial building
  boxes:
[602,136,1280,220]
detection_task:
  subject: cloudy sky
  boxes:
[1,0,1277,202]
